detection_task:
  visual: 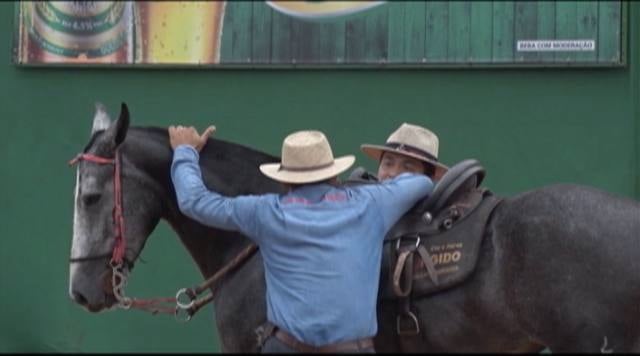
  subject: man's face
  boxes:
[377,151,426,181]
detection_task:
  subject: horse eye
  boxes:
[82,193,101,206]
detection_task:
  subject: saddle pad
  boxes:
[379,191,502,300]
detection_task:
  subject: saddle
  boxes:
[380,159,502,301]
[348,160,502,338]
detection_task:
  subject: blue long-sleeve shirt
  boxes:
[171,145,433,346]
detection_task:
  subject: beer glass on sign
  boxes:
[134,1,226,64]
[17,1,134,64]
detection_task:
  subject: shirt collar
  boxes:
[285,183,337,202]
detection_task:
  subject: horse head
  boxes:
[68,103,166,312]
[68,102,283,317]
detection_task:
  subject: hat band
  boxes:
[279,160,334,172]
[385,142,438,162]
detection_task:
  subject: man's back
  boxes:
[236,175,432,346]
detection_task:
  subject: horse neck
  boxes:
[124,127,282,278]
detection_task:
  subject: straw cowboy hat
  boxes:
[361,123,448,179]
[260,130,355,184]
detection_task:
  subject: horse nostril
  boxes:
[72,290,89,306]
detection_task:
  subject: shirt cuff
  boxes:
[174,144,199,160]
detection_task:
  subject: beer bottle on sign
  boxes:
[18,1,134,64]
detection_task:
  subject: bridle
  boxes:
[68,148,258,322]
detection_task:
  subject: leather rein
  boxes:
[68,149,258,322]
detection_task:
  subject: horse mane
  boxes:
[125,126,284,197]
[134,126,279,160]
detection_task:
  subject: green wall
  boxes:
[1,1,638,352]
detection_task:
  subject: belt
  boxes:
[273,328,374,353]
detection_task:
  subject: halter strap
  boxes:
[69,153,114,166]
[69,151,126,265]
[68,252,112,263]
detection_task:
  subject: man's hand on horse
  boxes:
[169,125,216,152]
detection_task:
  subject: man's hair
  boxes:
[423,163,436,178]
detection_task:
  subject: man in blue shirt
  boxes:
[169,125,433,353]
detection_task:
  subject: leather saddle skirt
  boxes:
[347,159,503,300]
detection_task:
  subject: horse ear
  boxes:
[113,102,130,146]
[102,102,130,148]
[91,102,112,134]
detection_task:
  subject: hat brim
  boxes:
[259,155,356,184]
[360,144,448,180]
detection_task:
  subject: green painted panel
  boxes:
[448,1,470,63]
[220,1,252,63]
[362,4,388,64]
[296,19,345,64]
[515,1,538,62]
[492,1,515,62]
[598,1,622,63]
[386,3,405,62]
[536,1,556,63]
[405,1,427,62]
[344,7,387,64]
[469,1,493,63]
[270,5,292,64]
[555,1,578,63]
[290,20,315,63]
[345,14,366,62]
[251,2,272,64]
[319,20,346,64]
[425,1,447,62]
[575,2,598,63]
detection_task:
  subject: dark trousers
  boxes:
[261,335,297,353]
[260,335,376,354]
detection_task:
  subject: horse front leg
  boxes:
[213,255,267,352]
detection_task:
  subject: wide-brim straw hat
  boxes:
[361,123,448,180]
[260,130,355,184]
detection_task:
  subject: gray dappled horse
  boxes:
[69,103,640,353]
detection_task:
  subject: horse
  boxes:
[68,102,640,353]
